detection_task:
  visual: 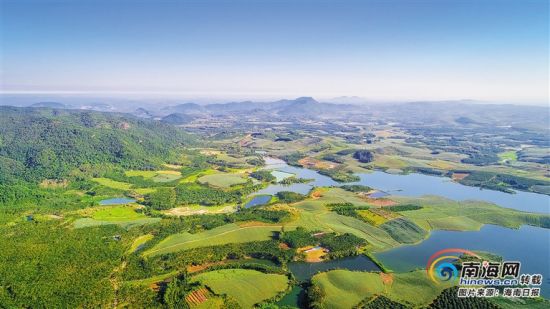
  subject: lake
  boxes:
[374,224,550,297]
[254,157,338,196]
[352,172,550,214]
[98,197,136,205]
[258,157,550,214]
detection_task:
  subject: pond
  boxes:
[288,254,381,282]
[98,197,136,205]
[374,224,550,298]
[278,254,382,308]
[276,285,307,309]
[244,195,272,208]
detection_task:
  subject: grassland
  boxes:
[92,205,146,221]
[125,170,157,178]
[128,234,154,253]
[498,151,518,162]
[390,195,549,232]
[144,223,284,256]
[197,173,248,188]
[312,270,452,308]
[125,170,182,182]
[191,269,289,308]
[73,205,160,229]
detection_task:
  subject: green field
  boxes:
[92,206,146,221]
[125,170,158,178]
[391,195,549,232]
[144,223,283,256]
[125,170,182,182]
[197,173,248,188]
[128,234,154,253]
[312,270,452,308]
[498,151,518,162]
[191,269,289,308]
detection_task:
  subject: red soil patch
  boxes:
[298,157,337,170]
[452,172,469,181]
[380,272,394,285]
[149,282,160,291]
[366,198,397,207]
[187,261,226,273]
[186,288,209,305]
[279,242,291,250]
[311,189,324,199]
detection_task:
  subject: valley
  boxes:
[0,101,548,308]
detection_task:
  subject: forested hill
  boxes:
[0,106,195,183]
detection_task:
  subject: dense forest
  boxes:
[0,107,195,183]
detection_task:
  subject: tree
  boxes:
[163,275,190,309]
[353,150,374,163]
[146,187,176,210]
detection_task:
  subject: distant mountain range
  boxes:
[4,97,548,130]
[151,97,358,121]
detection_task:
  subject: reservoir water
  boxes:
[256,157,550,299]
[352,172,550,214]
[255,157,549,214]
[98,197,136,205]
[375,224,550,297]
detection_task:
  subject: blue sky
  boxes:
[0,0,548,103]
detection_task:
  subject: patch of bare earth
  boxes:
[452,172,469,181]
[298,157,337,170]
[297,246,328,263]
[359,195,398,207]
[380,272,394,286]
[187,261,226,273]
[39,179,69,189]
[164,206,233,216]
